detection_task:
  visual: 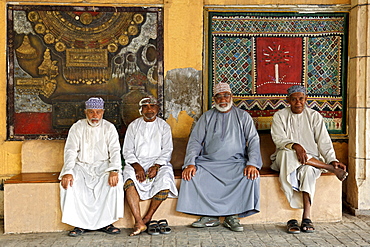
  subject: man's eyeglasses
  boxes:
[214,93,231,100]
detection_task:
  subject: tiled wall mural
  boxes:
[7,5,163,140]
[208,12,348,134]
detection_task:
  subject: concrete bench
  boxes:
[4,134,343,233]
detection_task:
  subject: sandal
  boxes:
[147,220,160,235]
[286,219,300,234]
[301,218,315,233]
[158,219,171,234]
[99,224,121,234]
[68,227,85,237]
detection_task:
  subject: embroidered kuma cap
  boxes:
[139,96,158,106]
[213,83,231,96]
[287,85,306,96]
[85,97,104,109]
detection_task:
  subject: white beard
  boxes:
[87,118,102,127]
[214,101,233,112]
[143,115,156,121]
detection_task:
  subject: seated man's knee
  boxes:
[124,179,135,191]
[276,149,298,161]
[299,165,319,177]
[153,189,170,201]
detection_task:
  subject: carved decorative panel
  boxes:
[7,5,163,140]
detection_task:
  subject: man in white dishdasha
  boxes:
[60,97,124,237]
[270,85,347,234]
[122,96,178,236]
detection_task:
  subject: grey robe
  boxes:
[176,107,262,217]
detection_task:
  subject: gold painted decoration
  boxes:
[32,11,136,48]
[15,77,56,98]
[38,49,58,77]
[44,33,55,44]
[35,23,46,34]
[16,35,37,60]
[55,42,66,52]
[133,14,144,24]
[27,11,39,22]
[128,25,139,36]
[118,35,129,46]
[66,48,107,67]
[107,43,118,53]
[27,10,143,85]
[8,5,163,139]
[80,12,93,25]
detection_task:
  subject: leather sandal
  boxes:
[147,220,160,235]
[287,219,301,234]
[99,224,121,234]
[158,219,171,234]
[301,218,315,233]
[68,227,85,237]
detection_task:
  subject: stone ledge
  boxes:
[4,173,341,233]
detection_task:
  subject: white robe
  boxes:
[122,117,178,200]
[59,119,124,230]
[270,107,338,208]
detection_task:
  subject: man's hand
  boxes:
[147,164,160,179]
[108,171,119,187]
[244,165,259,180]
[330,161,347,171]
[61,174,73,189]
[292,143,308,164]
[182,165,196,181]
[131,163,146,182]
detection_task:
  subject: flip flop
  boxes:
[301,218,315,233]
[287,219,300,234]
[158,219,171,234]
[146,220,160,235]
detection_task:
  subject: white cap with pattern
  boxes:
[85,97,104,109]
[213,83,231,96]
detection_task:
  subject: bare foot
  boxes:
[129,223,147,236]
[332,167,348,181]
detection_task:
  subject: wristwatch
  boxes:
[110,170,119,173]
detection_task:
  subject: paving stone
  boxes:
[2,213,370,246]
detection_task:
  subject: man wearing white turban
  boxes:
[122,96,178,236]
[176,83,262,232]
[59,97,124,237]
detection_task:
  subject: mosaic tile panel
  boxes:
[213,36,253,95]
[307,36,341,96]
[208,12,348,134]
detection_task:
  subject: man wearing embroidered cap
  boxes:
[122,96,178,236]
[59,97,124,236]
[270,85,347,234]
[176,82,262,232]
